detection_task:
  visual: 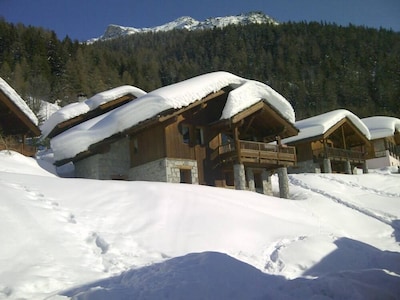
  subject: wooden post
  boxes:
[234,125,242,164]
[341,126,347,149]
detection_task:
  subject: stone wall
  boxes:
[75,137,130,179]
[129,157,198,184]
[288,160,321,174]
[128,158,168,182]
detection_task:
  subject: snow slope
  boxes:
[0,150,399,299]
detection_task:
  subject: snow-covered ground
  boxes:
[0,150,399,299]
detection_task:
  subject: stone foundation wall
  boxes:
[75,138,130,179]
[165,158,198,184]
[288,160,321,174]
[129,157,198,184]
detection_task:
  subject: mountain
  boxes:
[89,12,278,43]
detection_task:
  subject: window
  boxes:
[195,127,204,145]
[182,125,190,144]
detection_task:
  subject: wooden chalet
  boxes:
[283,110,372,174]
[0,77,40,156]
[362,116,400,169]
[53,72,299,197]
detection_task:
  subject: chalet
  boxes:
[0,77,40,156]
[362,116,400,168]
[51,72,299,198]
[282,109,372,174]
[40,85,147,139]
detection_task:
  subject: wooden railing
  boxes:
[211,140,296,166]
[313,147,365,162]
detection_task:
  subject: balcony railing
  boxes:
[211,140,296,167]
[313,147,365,163]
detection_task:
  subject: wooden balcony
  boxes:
[211,140,297,168]
[313,147,365,163]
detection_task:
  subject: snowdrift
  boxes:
[0,150,399,299]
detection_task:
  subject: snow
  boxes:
[1,149,399,299]
[50,71,295,162]
[362,116,400,140]
[0,77,39,126]
[40,85,146,138]
[282,109,371,144]
[37,100,61,123]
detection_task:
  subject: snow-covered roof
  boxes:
[282,109,371,144]
[51,71,296,163]
[361,116,400,140]
[0,77,39,126]
[40,85,146,138]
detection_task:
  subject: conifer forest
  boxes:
[0,18,399,120]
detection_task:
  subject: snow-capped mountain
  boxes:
[89,12,278,43]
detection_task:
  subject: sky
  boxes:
[0,0,399,41]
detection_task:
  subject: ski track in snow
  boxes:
[288,175,399,230]
[316,174,400,198]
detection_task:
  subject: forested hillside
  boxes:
[0,18,399,119]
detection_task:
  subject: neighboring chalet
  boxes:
[282,109,372,174]
[41,85,147,139]
[362,116,400,168]
[0,77,40,156]
[50,72,299,198]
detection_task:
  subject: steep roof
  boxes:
[51,71,296,163]
[0,77,40,136]
[41,85,147,139]
[361,116,400,140]
[282,109,371,144]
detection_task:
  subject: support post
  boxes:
[234,164,246,190]
[246,168,255,192]
[323,158,332,173]
[344,160,351,174]
[277,167,289,199]
[362,161,369,174]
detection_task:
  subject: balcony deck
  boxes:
[313,147,365,163]
[211,140,296,168]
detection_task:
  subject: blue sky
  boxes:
[1,0,399,41]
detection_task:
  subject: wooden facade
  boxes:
[0,85,40,157]
[287,117,372,173]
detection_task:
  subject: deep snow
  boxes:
[0,150,399,299]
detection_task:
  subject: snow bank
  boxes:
[283,109,371,143]
[51,71,295,162]
[0,151,399,299]
[40,85,146,138]
[0,77,39,126]
[362,116,400,140]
